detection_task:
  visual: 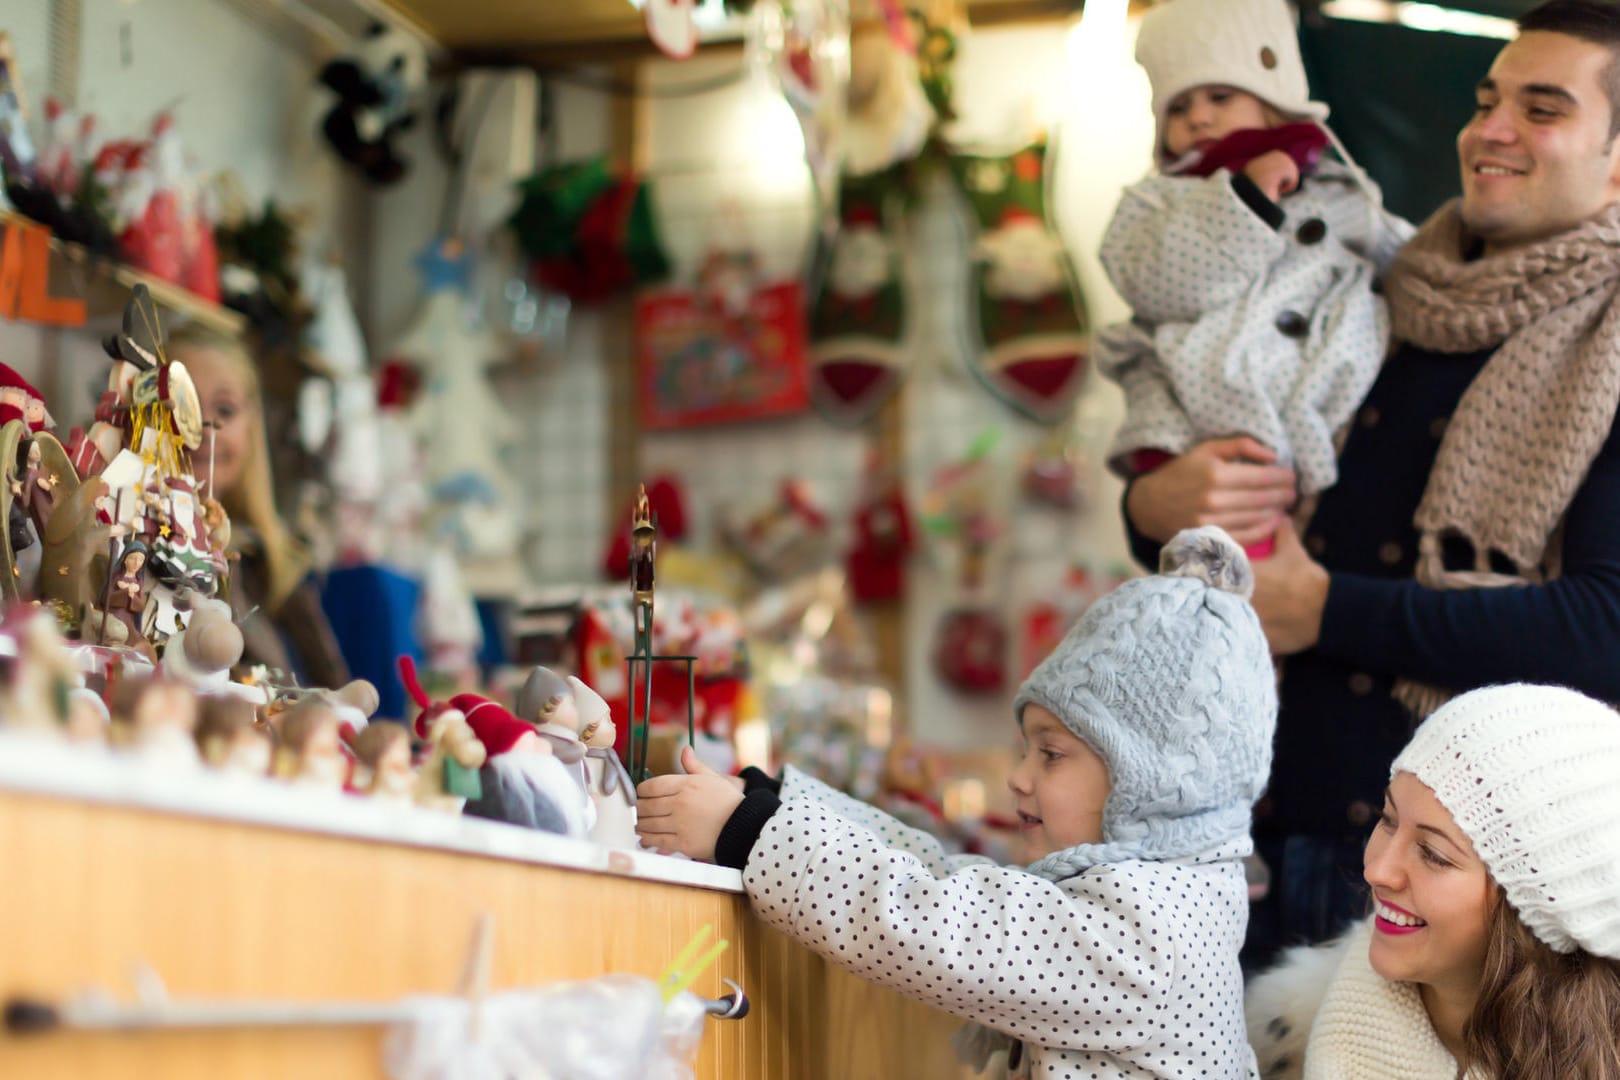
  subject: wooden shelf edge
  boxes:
[1,209,245,337]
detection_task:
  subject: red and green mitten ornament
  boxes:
[950,143,1089,424]
[808,173,907,426]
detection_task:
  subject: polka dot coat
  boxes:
[747,767,1260,1079]
[1095,163,1412,495]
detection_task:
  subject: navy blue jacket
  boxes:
[1127,340,1620,836]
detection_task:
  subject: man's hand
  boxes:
[1243,149,1300,203]
[1125,437,1297,546]
[635,746,745,861]
[1251,520,1331,655]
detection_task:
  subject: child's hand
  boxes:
[635,746,745,861]
[1243,150,1300,202]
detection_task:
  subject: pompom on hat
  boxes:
[1015,526,1277,876]
[1134,0,1329,165]
[1392,684,1620,958]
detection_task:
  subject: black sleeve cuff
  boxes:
[1230,173,1286,230]
[739,765,783,796]
[1120,479,1165,572]
[715,789,782,870]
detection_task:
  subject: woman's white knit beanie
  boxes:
[1135,0,1329,162]
[1392,684,1620,958]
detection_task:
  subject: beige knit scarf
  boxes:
[1379,199,1620,718]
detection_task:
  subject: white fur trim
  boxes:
[1245,931,1357,1080]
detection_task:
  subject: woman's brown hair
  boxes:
[1465,891,1620,1079]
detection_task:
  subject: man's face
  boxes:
[1459,31,1620,250]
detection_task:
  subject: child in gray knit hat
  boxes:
[637,526,1277,1079]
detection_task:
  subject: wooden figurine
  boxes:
[273,699,348,790]
[69,295,162,476]
[13,436,59,534]
[630,485,656,642]
[196,695,270,776]
[111,675,201,768]
[398,656,486,813]
[575,676,638,849]
[321,678,381,748]
[158,591,243,690]
[5,420,86,607]
[350,722,415,804]
[102,540,152,652]
[452,687,582,836]
[412,703,486,813]
[0,609,79,733]
[519,665,596,832]
[64,687,111,746]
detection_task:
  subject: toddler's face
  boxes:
[1007,705,1111,862]
[1162,85,1275,160]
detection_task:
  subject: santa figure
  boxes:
[976,206,1069,304]
[846,454,914,604]
[826,205,894,302]
[0,364,52,433]
[36,98,81,197]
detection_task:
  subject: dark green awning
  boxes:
[1300,14,1508,221]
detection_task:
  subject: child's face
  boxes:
[1163,85,1275,160]
[1007,705,1111,861]
[1362,772,1494,998]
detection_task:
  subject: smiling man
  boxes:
[1121,0,1620,966]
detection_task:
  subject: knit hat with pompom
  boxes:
[1015,526,1277,874]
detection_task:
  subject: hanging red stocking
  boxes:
[845,449,915,603]
[951,142,1090,424]
[808,173,907,426]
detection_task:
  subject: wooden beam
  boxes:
[430,0,1080,68]
[446,37,742,71]
[603,60,649,550]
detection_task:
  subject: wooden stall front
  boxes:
[0,740,971,1079]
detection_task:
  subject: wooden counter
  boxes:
[0,737,971,1079]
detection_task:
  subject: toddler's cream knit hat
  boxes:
[1393,684,1620,958]
[1135,0,1329,162]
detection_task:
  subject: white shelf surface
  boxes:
[0,731,744,894]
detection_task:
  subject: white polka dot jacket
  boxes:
[726,765,1260,1079]
[1245,920,1470,1080]
[1095,162,1413,496]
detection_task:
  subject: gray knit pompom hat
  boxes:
[1016,526,1277,873]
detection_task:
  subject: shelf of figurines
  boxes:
[0,209,244,336]
[0,724,741,894]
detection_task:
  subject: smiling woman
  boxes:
[1246,683,1620,1080]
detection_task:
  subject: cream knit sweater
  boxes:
[1246,920,1476,1080]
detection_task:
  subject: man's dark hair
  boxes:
[1520,0,1620,138]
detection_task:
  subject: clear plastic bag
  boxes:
[381,975,706,1080]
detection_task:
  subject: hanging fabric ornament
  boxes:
[950,142,1090,424]
[506,159,670,306]
[750,0,850,231]
[807,173,907,426]
[843,6,934,177]
[845,447,914,603]
[921,428,1011,695]
[645,0,700,59]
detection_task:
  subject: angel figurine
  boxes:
[12,437,59,534]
